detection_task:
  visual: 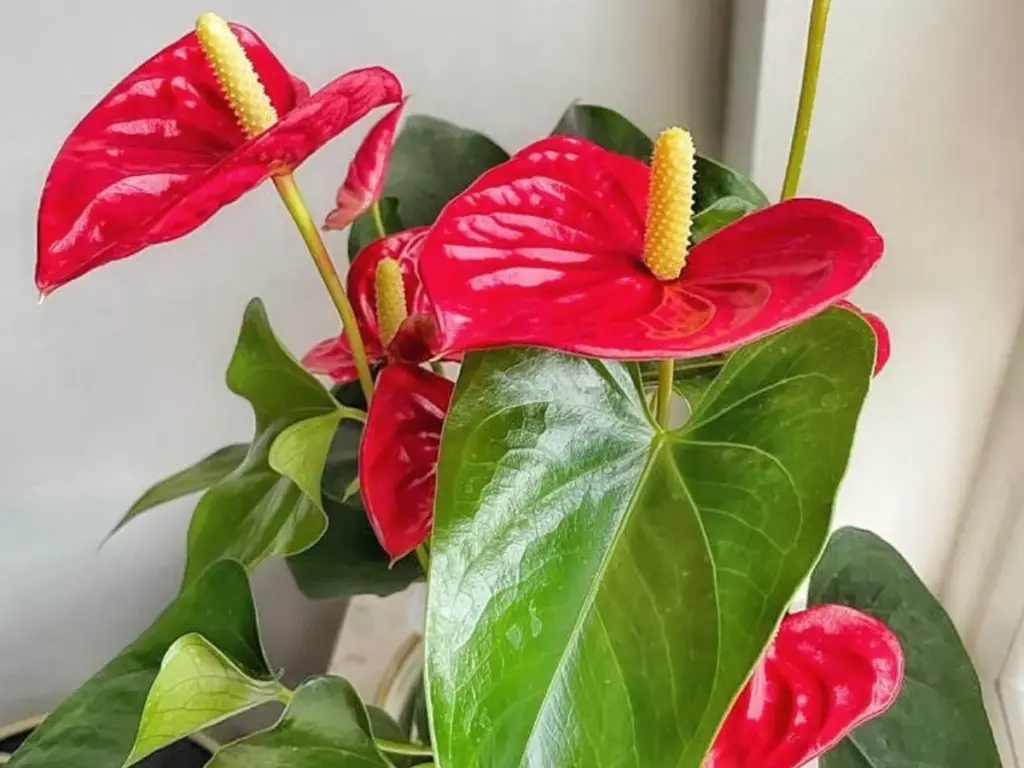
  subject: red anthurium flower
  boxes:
[303,228,449,382]
[323,99,406,231]
[37,21,403,293]
[838,300,891,373]
[704,604,904,768]
[360,363,453,559]
[418,134,883,359]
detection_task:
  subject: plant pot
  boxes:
[0,715,216,766]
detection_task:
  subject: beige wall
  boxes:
[0,0,731,725]
[727,0,1024,588]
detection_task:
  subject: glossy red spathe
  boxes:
[304,228,447,382]
[360,363,453,560]
[838,300,890,374]
[37,23,403,293]
[705,604,904,768]
[418,136,883,359]
[323,100,406,231]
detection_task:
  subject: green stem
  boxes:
[371,200,387,239]
[655,359,674,427]
[272,173,375,403]
[415,543,430,574]
[430,360,445,376]
[274,681,294,706]
[375,738,434,758]
[781,0,832,200]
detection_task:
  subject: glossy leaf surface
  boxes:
[106,443,249,541]
[809,528,1002,767]
[362,363,453,560]
[419,136,883,359]
[9,561,266,768]
[426,308,875,767]
[347,197,403,260]
[551,102,770,211]
[380,115,509,227]
[206,676,390,767]
[705,605,903,768]
[324,101,406,231]
[183,299,337,587]
[37,21,402,292]
[126,633,286,766]
[286,412,423,598]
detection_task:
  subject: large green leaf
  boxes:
[9,561,268,768]
[126,634,288,766]
[425,308,875,767]
[206,677,390,767]
[378,115,510,227]
[286,416,423,599]
[809,527,1003,767]
[347,197,403,262]
[551,102,770,218]
[105,444,249,541]
[182,299,338,587]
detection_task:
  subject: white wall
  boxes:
[0,0,730,725]
[727,0,1024,589]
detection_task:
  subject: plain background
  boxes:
[0,0,729,725]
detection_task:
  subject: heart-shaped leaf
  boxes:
[125,634,288,766]
[8,561,267,768]
[809,527,1003,767]
[286,404,423,599]
[105,444,249,542]
[378,115,510,227]
[182,299,337,587]
[551,102,770,212]
[206,676,391,767]
[347,197,403,261]
[425,307,875,766]
[692,196,759,243]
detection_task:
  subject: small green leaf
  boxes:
[551,103,770,214]
[105,444,249,541]
[810,527,1003,768]
[380,116,510,227]
[125,634,286,766]
[347,198,403,262]
[426,308,874,767]
[182,299,338,587]
[9,561,268,768]
[207,677,391,767]
[270,408,365,512]
[552,102,653,160]
[286,415,423,599]
[691,195,758,242]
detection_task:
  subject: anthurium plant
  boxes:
[11,4,1002,768]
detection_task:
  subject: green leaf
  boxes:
[286,414,423,599]
[126,634,287,766]
[425,308,874,767]
[270,408,365,512]
[693,154,770,212]
[809,527,1003,768]
[691,195,758,243]
[347,197,403,262]
[182,299,338,587]
[365,708,432,768]
[552,102,653,160]
[105,444,249,541]
[207,677,390,767]
[551,102,770,213]
[380,115,510,227]
[9,561,268,768]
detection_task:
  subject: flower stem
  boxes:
[371,200,388,239]
[415,543,430,573]
[655,359,674,427]
[375,738,434,758]
[781,0,832,200]
[272,173,374,403]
